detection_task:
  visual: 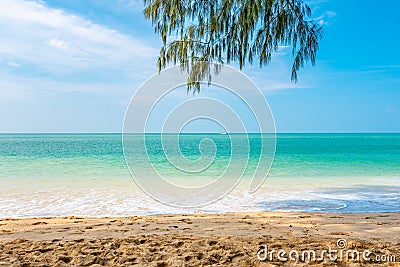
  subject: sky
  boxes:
[0,0,399,133]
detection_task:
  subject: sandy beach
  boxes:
[0,212,399,266]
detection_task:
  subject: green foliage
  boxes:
[143,0,322,92]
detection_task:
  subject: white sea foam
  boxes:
[0,175,399,217]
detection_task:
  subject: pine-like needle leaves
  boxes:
[144,0,322,92]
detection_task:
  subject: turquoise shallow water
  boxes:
[0,133,399,217]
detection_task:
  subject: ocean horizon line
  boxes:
[0,132,399,135]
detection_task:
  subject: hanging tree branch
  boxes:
[143,0,322,92]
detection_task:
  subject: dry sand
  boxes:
[0,212,399,266]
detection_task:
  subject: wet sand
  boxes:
[0,212,399,266]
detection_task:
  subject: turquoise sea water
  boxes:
[0,133,399,217]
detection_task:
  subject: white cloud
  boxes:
[0,0,161,132]
[369,65,400,70]
[313,10,337,26]
[0,0,157,74]
[48,38,69,50]
[117,0,144,11]
[325,11,337,18]
[7,61,21,68]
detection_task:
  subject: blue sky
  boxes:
[0,0,399,133]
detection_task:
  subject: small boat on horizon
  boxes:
[220,130,227,135]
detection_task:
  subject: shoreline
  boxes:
[1,209,399,219]
[1,212,399,266]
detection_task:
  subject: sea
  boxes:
[0,133,399,217]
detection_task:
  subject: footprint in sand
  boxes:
[12,238,26,244]
[179,219,193,224]
[32,221,48,225]
[329,232,350,236]
[377,222,389,225]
